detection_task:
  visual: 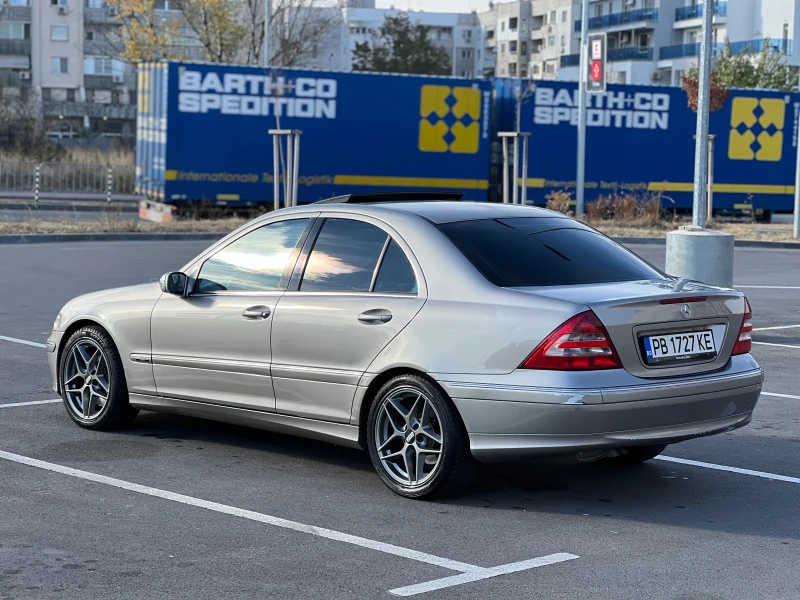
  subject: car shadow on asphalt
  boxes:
[115,411,798,541]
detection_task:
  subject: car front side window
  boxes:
[195,218,310,293]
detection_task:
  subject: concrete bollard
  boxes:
[665,226,735,288]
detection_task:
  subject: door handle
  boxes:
[242,306,271,320]
[358,309,392,324]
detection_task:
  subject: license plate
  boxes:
[643,330,717,364]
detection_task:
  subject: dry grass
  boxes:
[0,146,134,166]
[0,216,246,235]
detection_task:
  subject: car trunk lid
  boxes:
[515,279,745,378]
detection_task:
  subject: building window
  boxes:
[462,49,472,59]
[0,22,29,40]
[463,29,472,41]
[521,19,527,32]
[562,10,567,23]
[509,63,517,76]
[509,17,518,31]
[532,63,540,74]
[546,62,555,74]
[509,40,517,54]
[548,35,555,46]
[560,35,565,49]
[500,42,505,53]
[520,65,527,77]
[51,24,69,41]
[550,10,556,22]
[50,57,68,74]
[520,41,527,54]
[85,30,95,40]
[501,21,505,31]
[486,29,494,39]
[85,0,103,7]
[84,56,124,77]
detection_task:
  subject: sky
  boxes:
[375,0,493,13]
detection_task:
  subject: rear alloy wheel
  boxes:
[367,375,474,499]
[60,326,138,430]
[604,444,668,465]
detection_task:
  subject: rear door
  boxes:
[270,216,426,423]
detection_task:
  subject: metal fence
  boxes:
[0,162,136,198]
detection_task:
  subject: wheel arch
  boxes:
[356,367,458,450]
[56,319,115,394]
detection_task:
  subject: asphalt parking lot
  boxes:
[1,240,798,599]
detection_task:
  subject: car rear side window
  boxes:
[300,219,388,292]
[437,218,664,287]
[195,219,309,293]
[374,240,417,294]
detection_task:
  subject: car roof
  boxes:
[312,201,567,225]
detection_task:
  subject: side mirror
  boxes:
[160,272,188,296]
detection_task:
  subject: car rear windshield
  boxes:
[437,218,665,287]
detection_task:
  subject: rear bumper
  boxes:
[439,356,763,461]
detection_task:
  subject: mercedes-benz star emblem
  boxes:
[680,304,691,319]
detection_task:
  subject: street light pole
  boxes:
[691,0,714,228]
[575,0,589,219]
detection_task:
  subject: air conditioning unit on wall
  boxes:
[19,71,31,80]
[58,6,68,15]
[112,74,124,83]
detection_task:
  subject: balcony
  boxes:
[608,47,653,61]
[659,39,792,60]
[84,7,121,23]
[0,39,31,55]
[560,46,653,67]
[575,8,658,32]
[42,100,136,120]
[560,54,580,67]
[675,1,727,21]
[0,5,31,22]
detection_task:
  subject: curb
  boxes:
[613,236,800,249]
[0,232,226,244]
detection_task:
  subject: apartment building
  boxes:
[556,0,799,86]
[478,0,533,78]
[305,3,483,78]
[0,0,136,140]
[530,0,581,79]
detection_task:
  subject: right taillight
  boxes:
[732,297,752,356]
[520,310,622,371]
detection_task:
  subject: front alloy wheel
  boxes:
[63,339,111,421]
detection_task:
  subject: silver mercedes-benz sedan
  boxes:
[47,192,763,498]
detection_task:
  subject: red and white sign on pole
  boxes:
[587,33,607,93]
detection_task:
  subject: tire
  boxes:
[59,325,138,430]
[366,374,474,499]
[604,444,668,465]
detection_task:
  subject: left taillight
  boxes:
[732,297,752,356]
[520,310,622,371]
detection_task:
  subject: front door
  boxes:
[150,218,312,411]
[271,217,425,423]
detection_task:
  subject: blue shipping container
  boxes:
[136,62,494,206]
[520,81,800,213]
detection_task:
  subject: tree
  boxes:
[681,38,797,111]
[172,0,248,64]
[103,0,184,62]
[352,14,452,76]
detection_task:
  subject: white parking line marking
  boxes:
[0,335,46,349]
[753,324,800,331]
[656,456,800,485]
[0,450,578,595]
[0,399,61,409]
[735,286,800,290]
[388,553,580,597]
[761,392,800,400]
[752,341,800,350]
